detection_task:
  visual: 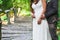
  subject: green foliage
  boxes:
[0,0,30,11]
[58,0,60,17]
[13,0,30,11]
[57,0,60,29]
[0,0,31,16]
[0,0,13,10]
[0,0,3,4]
[13,0,31,16]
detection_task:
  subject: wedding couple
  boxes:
[30,0,58,40]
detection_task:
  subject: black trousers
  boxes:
[48,23,58,40]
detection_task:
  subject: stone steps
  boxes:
[1,17,32,40]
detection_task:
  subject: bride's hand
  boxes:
[31,13,35,18]
[37,18,42,24]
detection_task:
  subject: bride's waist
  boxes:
[34,9,43,13]
[34,10,43,16]
[34,7,43,11]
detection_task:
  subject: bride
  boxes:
[30,0,52,40]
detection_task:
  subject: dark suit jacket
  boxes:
[45,0,58,24]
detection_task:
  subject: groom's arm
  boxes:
[45,0,58,18]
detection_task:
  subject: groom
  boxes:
[41,0,58,40]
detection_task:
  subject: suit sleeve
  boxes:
[45,0,58,18]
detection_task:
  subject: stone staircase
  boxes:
[1,17,33,40]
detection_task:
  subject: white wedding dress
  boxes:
[32,0,52,40]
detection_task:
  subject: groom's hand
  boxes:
[40,14,45,19]
[37,18,42,24]
[37,14,45,24]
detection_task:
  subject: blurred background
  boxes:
[0,0,31,25]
